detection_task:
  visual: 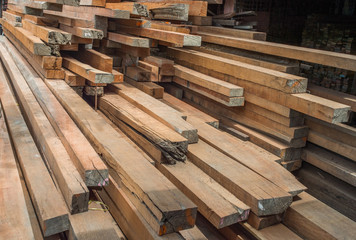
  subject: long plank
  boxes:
[45,80,197,236]
[168,47,307,94]
[161,92,219,128]
[99,93,188,164]
[197,31,356,71]
[174,64,243,97]
[0,104,35,240]
[1,19,51,55]
[117,26,201,47]
[0,43,89,214]
[108,32,149,48]
[22,19,72,45]
[240,223,302,240]
[73,47,113,73]
[188,140,292,216]
[62,5,130,19]
[194,26,266,40]
[284,192,356,240]
[4,38,109,187]
[124,76,164,99]
[174,58,350,123]
[157,160,250,229]
[62,55,114,83]
[107,1,208,16]
[186,116,306,196]
[302,143,356,187]
[108,83,198,143]
[0,56,69,237]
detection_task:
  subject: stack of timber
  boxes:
[1,1,356,239]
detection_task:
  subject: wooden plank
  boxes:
[7,3,43,15]
[191,46,299,74]
[62,55,114,83]
[23,14,58,26]
[168,47,307,94]
[296,163,356,221]
[108,83,198,143]
[0,104,35,239]
[74,48,113,73]
[97,180,185,240]
[284,192,356,240]
[241,223,302,240]
[174,64,243,97]
[308,130,356,162]
[157,160,250,229]
[188,140,292,216]
[150,3,189,21]
[68,202,125,240]
[144,56,174,76]
[22,19,72,45]
[117,26,201,47]
[64,68,86,86]
[151,22,190,34]
[61,5,130,19]
[3,11,22,22]
[218,123,250,141]
[107,1,208,16]
[99,93,188,164]
[0,55,69,237]
[220,119,301,161]
[0,43,89,214]
[186,116,306,196]
[161,92,219,128]
[198,31,356,71]
[174,58,350,123]
[126,66,151,82]
[59,24,103,39]
[308,83,356,112]
[45,80,198,236]
[173,77,245,107]
[188,16,212,26]
[124,76,164,99]
[108,32,150,48]
[195,26,266,40]
[302,143,356,187]
[1,19,51,55]
[112,69,124,83]
[247,213,283,230]
[6,39,109,187]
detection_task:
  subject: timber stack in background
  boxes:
[0,0,355,240]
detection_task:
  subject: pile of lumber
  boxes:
[1,0,356,240]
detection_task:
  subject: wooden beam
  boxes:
[64,68,86,86]
[186,116,306,196]
[124,76,164,99]
[61,5,130,19]
[0,55,69,237]
[0,103,35,239]
[1,19,51,55]
[126,66,151,82]
[195,26,266,40]
[108,83,198,143]
[168,47,307,94]
[62,55,114,83]
[284,192,356,240]
[59,24,103,39]
[108,32,149,48]
[117,26,201,47]
[188,140,292,216]
[107,1,208,16]
[197,31,356,71]
[45,80,198,236]
[0,43,89,214]
[73,47,113,73]
[22,19,72,44]
[3,10,22,22]
[150,3,189,21]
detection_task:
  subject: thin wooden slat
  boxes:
[59,24,103,39]
[0,53,69,237]
[124,76,164,99]
[195,26,266,40]
[108,32,150,48]
[0,43,89,214]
